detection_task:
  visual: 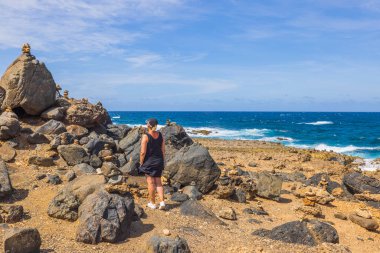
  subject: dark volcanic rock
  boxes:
[160,123,193,162]
[343,172,380,194]
[146,236,191,253]
[252,220,339,246]
[85,135,116,155]
[46,174,62,185]
[28,155,54,167]
[48,175,106,221]
[57,144,89,166]
[106,124,131,140]
[180,200,222,224]
[48,191,80,221]
[27,132,50,144]
[0,113,21,140]
[119,127,145,175]
[36,119,66,135]
[171,192,189,202]
[306,173,341,194]
[0,205,24,223]
[278,172,307,183]
[65,100,111,128]
[165,143,220,193]
[231,188,247,203]
[76,190,135,244]
[182,185,203,200]
[0,52,56,115]
[41,106,65,121]
[73,163,96,176]
[0,160,13,198]
[4,227,42,253]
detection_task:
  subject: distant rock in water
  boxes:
[0,45,56,115]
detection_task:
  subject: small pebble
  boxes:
[163,229,171,236]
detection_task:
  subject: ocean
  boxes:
[110,111,380,170]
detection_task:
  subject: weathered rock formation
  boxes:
[0,46,56,115]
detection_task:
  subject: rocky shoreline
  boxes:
[0,46,379,253]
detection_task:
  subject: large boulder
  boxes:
[0,160,13,198]
[252,220,339,246]
[85,134,116,155]
[160,123,193,162]
[65,99,111,128]
[0,112,20,140]
[48,174,106,221]
[343,172,380,194]
[146,236,191,253]
[76,190,135,244]
[4,227,42,253]
[0,51,56,115]
[119,127,145,175]
[254,171,282,201]
[165,143,220,193]
[66,124,89,138]
[57,144,89,166]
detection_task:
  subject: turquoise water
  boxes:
[110,111,380,160]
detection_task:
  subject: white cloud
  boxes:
[125,53,163,67]
[0,0,185,52]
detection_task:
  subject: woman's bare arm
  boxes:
[140,134,148,166]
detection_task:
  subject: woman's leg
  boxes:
[146,176,156,204]
[154,177,164,203]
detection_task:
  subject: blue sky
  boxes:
[0,0,380,111]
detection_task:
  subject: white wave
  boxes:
[258,136,295,142]
[314,144,380,153]
[112,115,121,119]
[298,121,334,125]
[185,126,269,139]
[360,159,380,172]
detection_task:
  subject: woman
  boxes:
[139,118,166,210]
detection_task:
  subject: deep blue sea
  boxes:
[110,112,380,169]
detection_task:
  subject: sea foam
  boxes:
[299,121,334,125]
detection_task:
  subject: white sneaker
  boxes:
[147,202,157,210]
[158,201,166,210]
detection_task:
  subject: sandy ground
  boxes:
[1,137,379,253]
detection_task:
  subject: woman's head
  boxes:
[146,118,158,131]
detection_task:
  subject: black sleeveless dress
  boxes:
[139,132,164,177]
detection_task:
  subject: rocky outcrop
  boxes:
[343,172,380,194]
[4,227,42,253]
[66,124,89,138]
[146,236,191,253]
[0,160,13,198]
[57,144,89,166]
[0,50,56,115]
[0,111,21,140]
[65,100,111,128]
[252,220,339,246]
[165,143,220,193]
[76,190,135,244]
